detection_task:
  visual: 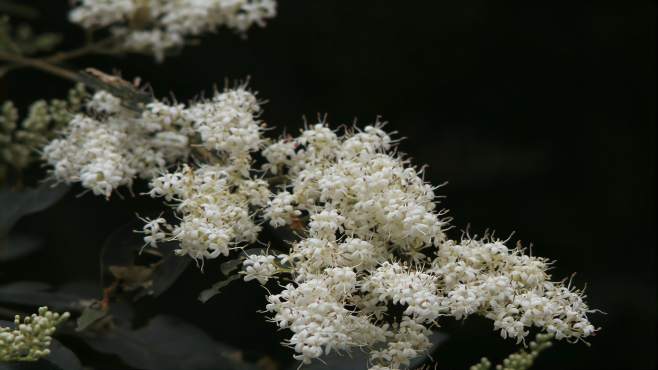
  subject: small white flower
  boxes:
[264,191,300,227]
[242,254,277,284]
[141,217,170,248]
[87,91,122,114]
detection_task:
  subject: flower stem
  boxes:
[0,38,116,81]
[0,51,81,82]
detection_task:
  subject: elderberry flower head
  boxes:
[239,120,597,369]
[44,85,262,198]
[122,96,597,369]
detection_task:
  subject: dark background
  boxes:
[2,1,655,370]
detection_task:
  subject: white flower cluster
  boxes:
[0,307,69,362]
[123,102,596,367]
[254,123,450,367]
[432,238,595,342]
[144,164,268,262]
[43,90,190,197]
[262,123,445,259]
[241,254,277,284]
[140,86,268,262]
[44,85,262,199]
[240,123,595,369]
[69,0,277,61]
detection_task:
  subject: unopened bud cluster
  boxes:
[69,0,277,61]
[0,84,86,183]
[0,307,70,362]
[470,333,553,370]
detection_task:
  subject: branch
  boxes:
[0,38,117,77]
[0,2,40,19]
[0,51,82,82]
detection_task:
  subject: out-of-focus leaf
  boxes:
[73,297,134,333]
[76,306,108,332]
[220,257,243,276]
[109,265,154,291]
[100,223,143,271]
[0,234,42,262]
[0,182,69,235]
[100,223,189,298]
[198,275,241,303]
[79,315,259,370]
[58,281,102,299]
[0,183,68,262]
[0,281,88,312]
[17,31,62,54]
[0,321,83,370]
[44,339,84,370]
[284,331,448,370]
[0,2,40,19]
[151,241,190,297]
[0,281,49,292]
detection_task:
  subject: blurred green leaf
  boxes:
[152,241,191,297]
[0,281,89,312]
[0,234,42,262]
[198,275,240,303]
[76,306,107,332]
[0,2,40,19]
[220,256,244,276]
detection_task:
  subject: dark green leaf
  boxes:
[0,282,87,312]
[44,339,84,370]
[100,222,143,272]
[0,234,42,262]
[79,315,259,370]
[100,223,189,298]
[0,183,68,263]
[0,182,69,236]
[151,241,190,297]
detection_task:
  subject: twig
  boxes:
[0,38,116,76]
[0,51,81,82]
[44,42,110,64]
[0,2,40,19]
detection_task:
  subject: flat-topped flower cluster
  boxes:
[69,0,277,60]
[42,88,597,370]
[43,85,262,198]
